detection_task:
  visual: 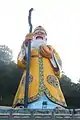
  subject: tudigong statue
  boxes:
[13,26,67,109]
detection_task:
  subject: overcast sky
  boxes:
[0,0,80,83]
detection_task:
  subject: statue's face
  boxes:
[33,30,46,40]
[33,26,47,39]
[31,31,47,49]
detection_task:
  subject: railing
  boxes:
[0,108,80,120]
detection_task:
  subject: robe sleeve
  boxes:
[17,42,28,69]
[53,47,62,79]
[48,45,62,79]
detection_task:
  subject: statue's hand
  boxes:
[24,33,33,46]
[40,45,53,59]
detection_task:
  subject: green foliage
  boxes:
[60,75,80,108]
[0,45,23,106]
[0,45,13,63]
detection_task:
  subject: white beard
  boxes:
[31,38,47,50]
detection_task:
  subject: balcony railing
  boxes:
[0,108,80,120]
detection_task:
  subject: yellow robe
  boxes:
[13,45,67,108]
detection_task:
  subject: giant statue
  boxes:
[13,26,67,109]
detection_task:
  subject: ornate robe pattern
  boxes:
[13,45,67,108]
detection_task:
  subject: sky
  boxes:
[0,0,80,83]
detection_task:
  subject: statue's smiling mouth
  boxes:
[36,36,43,39]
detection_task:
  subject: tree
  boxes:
[0,45,13,63]
[0,45,23,106]
[60,74,80,108]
